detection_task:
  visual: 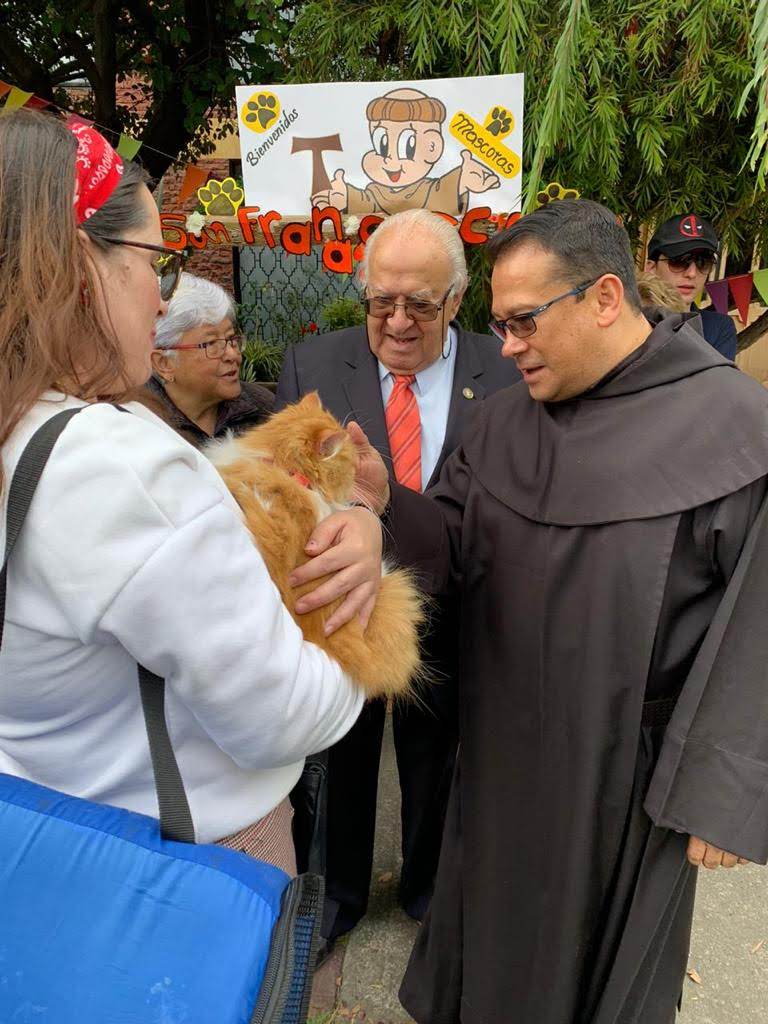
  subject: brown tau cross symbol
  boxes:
[291,134,344,195]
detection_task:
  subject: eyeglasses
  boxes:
[363,290,452,322]
[489,278,599,341]
[165,334,246,359]
[656,253,715,273]
[98,237,186,301]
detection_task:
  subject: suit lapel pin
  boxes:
[462,387,475,400]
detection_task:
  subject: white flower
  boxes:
[185,211,206,234]
[344,215,361,233]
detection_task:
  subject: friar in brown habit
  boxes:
[291,199,768,1024]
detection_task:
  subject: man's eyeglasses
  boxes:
[165,334,246,360]
[656,253,715,274]
[363,290,452,322]
[98,237,186,301]
[489,278,599,341]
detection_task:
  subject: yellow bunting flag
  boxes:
[2,87,33,114]
[116,134,142,160]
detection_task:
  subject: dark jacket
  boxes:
[694,304,737,360]
[142,376,274,449]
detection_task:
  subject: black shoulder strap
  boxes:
[1,407,195,843]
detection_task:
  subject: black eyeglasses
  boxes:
[98,237,186,301]
[656,253,715,274]
[363,289,452,322]
[167,334,246,359]
[489,278,599,341]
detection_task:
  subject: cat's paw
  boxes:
[197,178,244,216]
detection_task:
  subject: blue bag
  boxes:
[0,409,324,1023]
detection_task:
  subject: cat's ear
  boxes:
[316,429,347,458]
[300,392,323,410]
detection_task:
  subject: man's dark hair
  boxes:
[487,200,642,311]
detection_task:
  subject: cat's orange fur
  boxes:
[206,393,425,699]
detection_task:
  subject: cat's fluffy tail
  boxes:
[350,565,427,700]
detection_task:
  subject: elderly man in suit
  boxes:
[276,208,520,954]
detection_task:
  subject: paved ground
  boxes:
[309,720,767,1023]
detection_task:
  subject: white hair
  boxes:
[154,272,237,351]
[358,209,469,296]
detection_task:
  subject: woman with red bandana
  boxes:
[0,111,379,870]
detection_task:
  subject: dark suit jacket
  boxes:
[275,322,520,488]
[275,323,520,727]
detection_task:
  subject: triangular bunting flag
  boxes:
[2,87,33,113]
[116,134,142,160]
[0,82,11,99]
[178,165,210,205]
[752,268,768,307]
[25,95,52,110]
[705,279,730,315]
[728,273,753,325]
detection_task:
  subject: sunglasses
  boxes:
[98,237,186,301]
[167,334,246,359]
[656,253,715,273]
[489,278,599,341]
[363,290,452,322]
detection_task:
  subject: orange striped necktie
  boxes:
[385,374,422,492]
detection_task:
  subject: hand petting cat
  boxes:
[207,397,423,695]
[347,421,391,515]
[291,506,383,633]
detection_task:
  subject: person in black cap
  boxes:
[645,214,737,359]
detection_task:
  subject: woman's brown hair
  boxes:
[0,109,149,489]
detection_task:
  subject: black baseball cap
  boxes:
[648,214,719,260]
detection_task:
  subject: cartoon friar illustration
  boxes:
[312,87,500,218]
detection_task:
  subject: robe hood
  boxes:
[464,312,768,526]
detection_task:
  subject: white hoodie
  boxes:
[0,393,363,842]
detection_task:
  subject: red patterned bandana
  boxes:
[68,123,124,224]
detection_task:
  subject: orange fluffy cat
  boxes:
[206,393,425,699]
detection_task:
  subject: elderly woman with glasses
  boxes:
[145,272,273,447]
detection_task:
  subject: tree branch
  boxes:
[91,0,118,126]
[737,308,768,353]
[0,23,55,95]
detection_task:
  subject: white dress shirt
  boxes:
[379,326,458,489]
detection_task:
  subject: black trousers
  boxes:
[320,682,458,940]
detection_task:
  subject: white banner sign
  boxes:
[235,74,524,218]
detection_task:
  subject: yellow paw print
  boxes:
[484,106,514,139]
[197,177,244,216]
[241,91,281,134]
[535,182,581,208]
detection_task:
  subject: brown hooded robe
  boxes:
[392,313,768,1024]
